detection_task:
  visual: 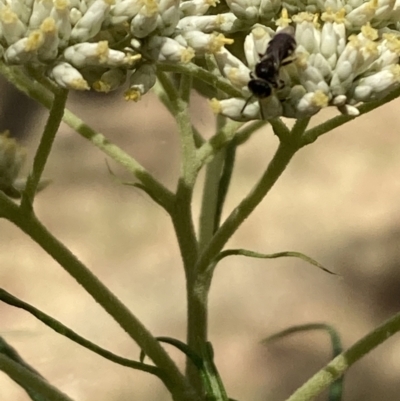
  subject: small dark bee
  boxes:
[242,27,297,116]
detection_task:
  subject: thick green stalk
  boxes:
[286,311,400,401]
[21,89,68,211]
[0,195,197,401]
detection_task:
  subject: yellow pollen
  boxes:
[276,8,291,28]
[40,17,56,33]
[390,64,400,81]
[363,40,378,57]
[348,35,361,49]
[0,7,18,23]
[105,0,116,5]
[207,33,234,53]
[311,90,329,107]
[382,34,400,55]
[367,0,378,11]
[70,78,90,90]
[124,88,142,101]
[209,98,222,114]
[361,23,378,41]
[125,53,142,65]
[97,41,110,63]
[215,14,226,27]
[292,12,315,24]
[321,8,346,23]
[93,80,111,93]
[142,0,158,16]
[25,31,44,51]
[180,47,195,63]
[54,0,69,10]
[206,0,219,7]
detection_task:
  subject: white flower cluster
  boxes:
[212,5,400,120]
[1,0,400,119]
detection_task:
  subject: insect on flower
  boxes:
[242,27,297,117]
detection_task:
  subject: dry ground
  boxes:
[1,86,400,401]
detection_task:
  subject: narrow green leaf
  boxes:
[263,323,344,401]
[215,249,336,275]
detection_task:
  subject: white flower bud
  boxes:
[293,12,321,54]
[157,0,180,36]
[176,31,234,55]
[130,0,158,38]
[297,90,329,115]
[145,35,195,63]
[71,0,113,42]
[4,30,44,63]
[177,13,241,33]
[29,0,53,30]
[69,7,82,25]
[209,97,260,121]
[0,6,27,46]
[50,0,72,48]
[180,0,219,16]
[243,25,274,69]
[124,63,156,100]
[351,64,400,101]
[214,47,250,90]
[346,0,378,28]
[50,62,90,90]
[225,0,259,21]
[110,0,142,25]
[38,17,59,61]
[64,41,141,68]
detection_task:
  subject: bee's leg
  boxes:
[241,95,254,115]
[259,100,265,120]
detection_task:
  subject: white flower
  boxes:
[50,62,90,90]
[209,97,260,120]
[70,0,113,42]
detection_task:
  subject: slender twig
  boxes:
[301,86,400,146]
[286,311,400,401]
[0,288,161,377]
[196,131,305,274]
[0,193,198,401]
[0,353,75,401]
[21,89,68,211]
[196,120,244,166]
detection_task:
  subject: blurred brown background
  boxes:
[1,76,400,401]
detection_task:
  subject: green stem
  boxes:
[198,149,226,250]
[196,120,243,167]
[0,353,75,401]
[301,86,400,146]
[286,311,400,401]
[196,135,303,274]
[214,140,237,230]
[0,194,197,401]
[0,62,174,212]
[0,288,161,377]
[21,89,68,211]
